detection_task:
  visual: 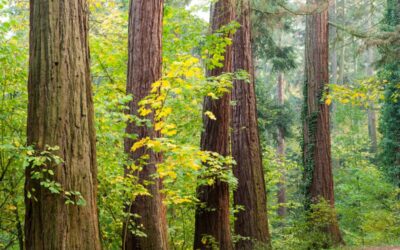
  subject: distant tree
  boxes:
[122,0,169,249]
[193,0,234,249]
[231,0,271,249]
[366,0,378,153]
[379,0,400,188]
[302,0,344,246]
[25,0,101,249]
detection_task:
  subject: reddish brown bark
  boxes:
[25,0,101,249]
[193,1,235,249]
[122,0,168,249]
[231,0,271,249]
[303,0,343,246]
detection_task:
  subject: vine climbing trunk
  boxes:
[25,0,101,249]
[303,0,344,246]
[122,0,168,249]
[194,0,234,249]
[231,0,271,248]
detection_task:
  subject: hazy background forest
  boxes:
[0,0,399,249]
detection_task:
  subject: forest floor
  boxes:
[358,247,400,250]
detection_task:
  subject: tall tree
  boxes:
[122,0,168,249]
[366,0,377,153]
[231,0,271,248]
[329,0,338,85]
[276,72,286,218]
[302,0,343,246]
[379,0,400,187]
[337,0,346,85]
[25,0,101,249]
[274,30,290,219]
[194,0,234,249]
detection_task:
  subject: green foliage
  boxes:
[378,0,400,188]
[252,0,297,72]
[0,1,28,247]
[325,77,386,107]
[24,146,87,206]
[332,103,400,247]
[0,0,399,249]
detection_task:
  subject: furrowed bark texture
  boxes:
[303,0,343,245]
[231,0,271,249]
[194,1,234,249]
[25,0,101,249]
[123,1,168,249]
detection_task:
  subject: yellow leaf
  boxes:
[6,205,17,211]
[325,98,332,106]
[131,138,149,152]
[204,111,216,120]
[155,121,164,131]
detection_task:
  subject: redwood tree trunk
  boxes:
[122,0,168,249]
[193,1,234,249]
[231,0,271,248]
[25,0,101,249]
[303,0,343,246]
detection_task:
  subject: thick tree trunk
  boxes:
[276,73,287,218]
[25,0,101,249]
[194,1,234,249]
[231,1,271,249]
[303,0,343,246]
[122,1,168,249]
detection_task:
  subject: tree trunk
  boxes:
[366,2,377,153]
[329,0,338,84]
[194,1,234,249]
[337,0,345,85]
[231,0,271,249]
[276,73,286,219]
[25,0,101,249]
[122,1,168,249]
[303,0,343,246]
[366,47,377,153]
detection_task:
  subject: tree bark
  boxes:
[122,1,168,249]
[25,0,101,249]
[231,1,271,249]
[194,1,234,249]
[303,0,343,246]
